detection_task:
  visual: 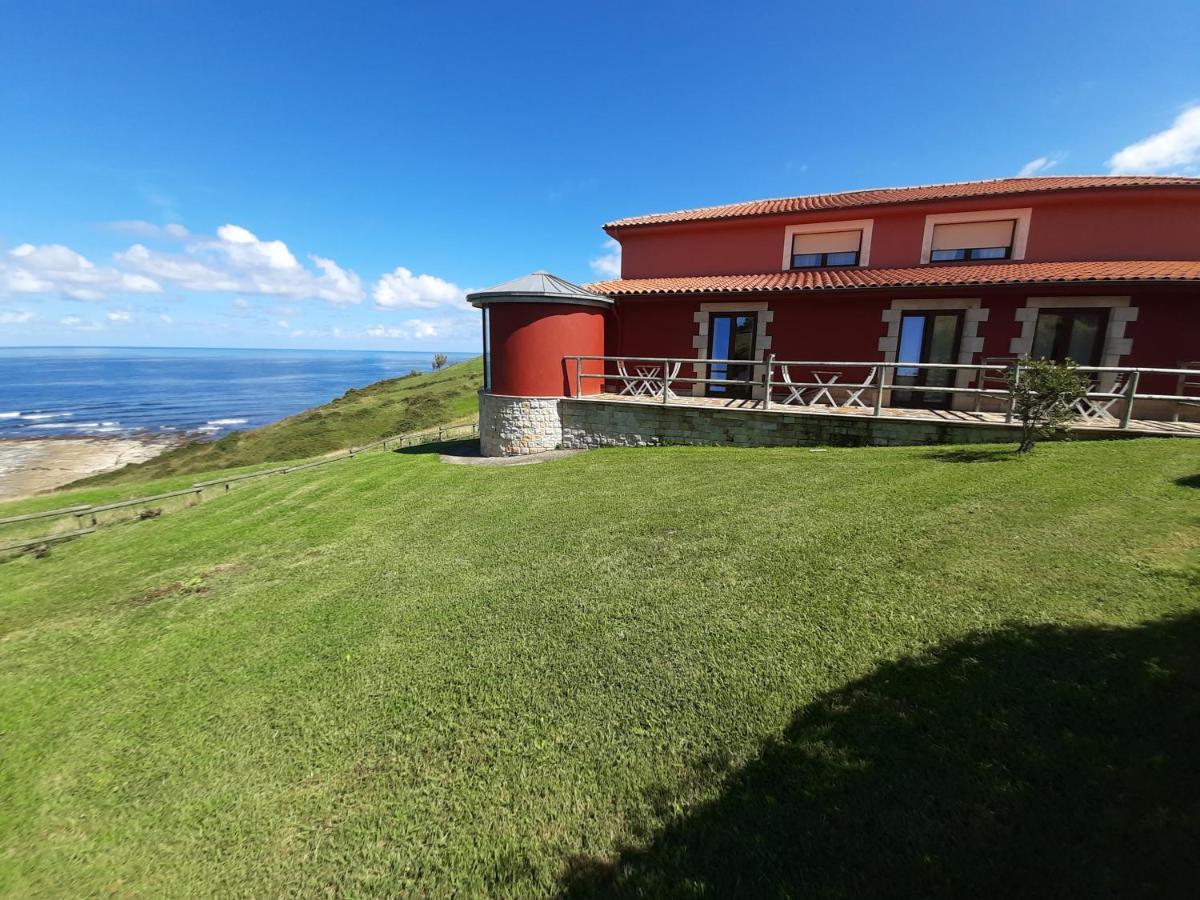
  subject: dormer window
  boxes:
[790,230,862,268]
[920,208,1031,264]
[929,219,1015,262]
[781,219,874,270]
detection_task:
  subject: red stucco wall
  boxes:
[611,287,1200,395]
[614,188,1200,279]
[487,303,607,397]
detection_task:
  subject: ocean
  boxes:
[0,347,475,439]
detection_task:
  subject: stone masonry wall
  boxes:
[481,393,1144,456]
[559,399,1022,449]
[479,392,563,456]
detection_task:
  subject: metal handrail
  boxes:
[564,354,1200,427]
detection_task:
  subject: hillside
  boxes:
[72,356,482,486]
[1,439,1197,896]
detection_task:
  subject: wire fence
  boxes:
[0,419,479,557]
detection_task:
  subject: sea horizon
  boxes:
[0,343,480,355]
[0,346,477,441]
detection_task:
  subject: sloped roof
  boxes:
[604,176,1200,230]
[467,271,612,307]
[585,260,1200,296]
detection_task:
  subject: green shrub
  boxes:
[1007,358,1089,453]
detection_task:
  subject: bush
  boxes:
[432,353,449,371]
[1007,358,1089,453]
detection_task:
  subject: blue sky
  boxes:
[2,0,1198,352]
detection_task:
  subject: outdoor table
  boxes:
[810,370,842,406]
[636,365,678,399]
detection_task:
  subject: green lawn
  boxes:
[1,440,1197,896]
[70,356,482,487]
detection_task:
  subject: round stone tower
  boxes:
[468,272,612,456]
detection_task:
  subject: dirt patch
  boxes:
[130,579,210,606]
[208,561,247,575]
[129,561,246,605]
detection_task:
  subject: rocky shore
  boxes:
[0,437,176,501]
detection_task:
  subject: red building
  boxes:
[471,177,1200,455]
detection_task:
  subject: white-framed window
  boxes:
[781,219,873,270]
[919,208,1032,264]
[1009,296,1138,390]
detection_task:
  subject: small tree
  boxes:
[1007,358,1089,453]
[432,353,448,371]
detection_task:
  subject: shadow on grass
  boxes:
[393,438,480,457]
[1175,473,1200,489]
[562,615,1200,898]
[923,447,1021,464]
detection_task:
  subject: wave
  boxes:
[28,422,102,429]
[0,412,19,419]
[206,418,248,426]
[21,412,74,421]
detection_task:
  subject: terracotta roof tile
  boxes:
[604,176,1200,229]
[586,260,1200,296]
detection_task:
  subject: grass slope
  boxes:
[1,440,1198,897]
[73,356,482,486]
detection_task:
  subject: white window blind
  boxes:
[931,220,1015,251]
[792,230,862,255]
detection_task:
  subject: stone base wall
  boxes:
[480,392,1161,456]
[561,399,1066,449]
[479,392,563,456]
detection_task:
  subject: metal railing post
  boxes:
[1120,369,1140,430]
[1006,362,1020,424]
[575,356,582,398]
[662,358,670,405]
[874,365,887,417]
[764,353,774,410]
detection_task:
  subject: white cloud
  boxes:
[1108,104,1200,175]
[116,224,365,305]
[59,314,104,331]
[0,310,34,324]
[371,266,466,309]
[232,297,249,309]
[367,318,445,341]
[589,238,621,279]
[107,220,191,240]
[1017,154,1064,177]
[276,319,290,329]
[106,309,131,322]
[0,243,161,300]
[160,313,173,325]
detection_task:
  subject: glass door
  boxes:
[891,311,963,409]
[706,312,757,399]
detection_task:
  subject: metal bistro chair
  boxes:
[841,367,878,408]
[1073,371,1129,423]
[974,357,1016,412]
[1177,362,1200,410]
[779,365,810,406]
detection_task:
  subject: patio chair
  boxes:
[1073,372,1128,423]
[1177,362,1200,407]
[973,357,1016,411]
[779,366,809,406]
[842,367,877,408]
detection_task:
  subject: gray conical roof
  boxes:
[467,271,612,308]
